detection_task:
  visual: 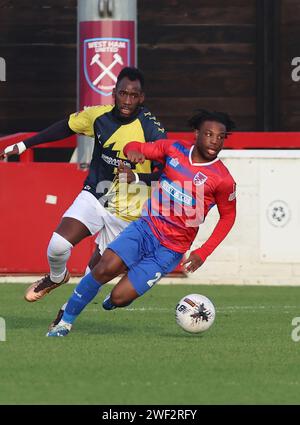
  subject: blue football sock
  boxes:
[62,272,101,325]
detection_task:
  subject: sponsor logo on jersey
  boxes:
[84,38,130,97]
[161,179,193,206]
[193,171,207,186]
[101,153,131,168]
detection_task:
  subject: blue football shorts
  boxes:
[107,218,183,295]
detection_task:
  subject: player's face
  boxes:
[113,77,145,117]
[195,121,226,162]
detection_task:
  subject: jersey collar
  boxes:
[112,105,142,124]
[189,145,220,166]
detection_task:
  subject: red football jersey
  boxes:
[124,139,236,261]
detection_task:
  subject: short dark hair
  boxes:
[188,109,236,133]
[116,67,145,90]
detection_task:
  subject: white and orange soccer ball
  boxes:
[175,293,216,334]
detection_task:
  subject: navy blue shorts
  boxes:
[107,219,183,295]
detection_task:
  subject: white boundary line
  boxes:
[34,305,300,314]
[219,149,300,159]
[0,276,188,284]
[1,275,300,286]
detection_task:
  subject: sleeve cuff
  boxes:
[133,172,140,183]
[4,141,26,155]
[17,142,27,154]
[192,249,207,263]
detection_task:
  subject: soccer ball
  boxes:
[175,293,216,334]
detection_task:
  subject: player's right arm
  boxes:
[0,106,107,160]
[0,119,74,160]
[123,139,170,164]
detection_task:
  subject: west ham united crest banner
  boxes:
[79,21,135,109]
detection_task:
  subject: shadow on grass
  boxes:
[2,312,136,336]
[161,331,206,339]
[4,314,191,339]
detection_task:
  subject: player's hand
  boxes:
[181,253,204,273]
[117,161,136,183]
[0,144,19,160]
[126,150,145,164]
[0,142,26,160]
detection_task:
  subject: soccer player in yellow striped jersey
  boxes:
[1,67,167,305]
[68,101,164,222]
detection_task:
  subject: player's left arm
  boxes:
[183,176,237,272]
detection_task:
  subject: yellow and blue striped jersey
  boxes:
[68,105,167,222]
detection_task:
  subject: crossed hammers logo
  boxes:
[90,53,124,86]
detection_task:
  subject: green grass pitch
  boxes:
[0,283,300,405]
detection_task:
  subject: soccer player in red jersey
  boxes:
[47,109,237,337]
